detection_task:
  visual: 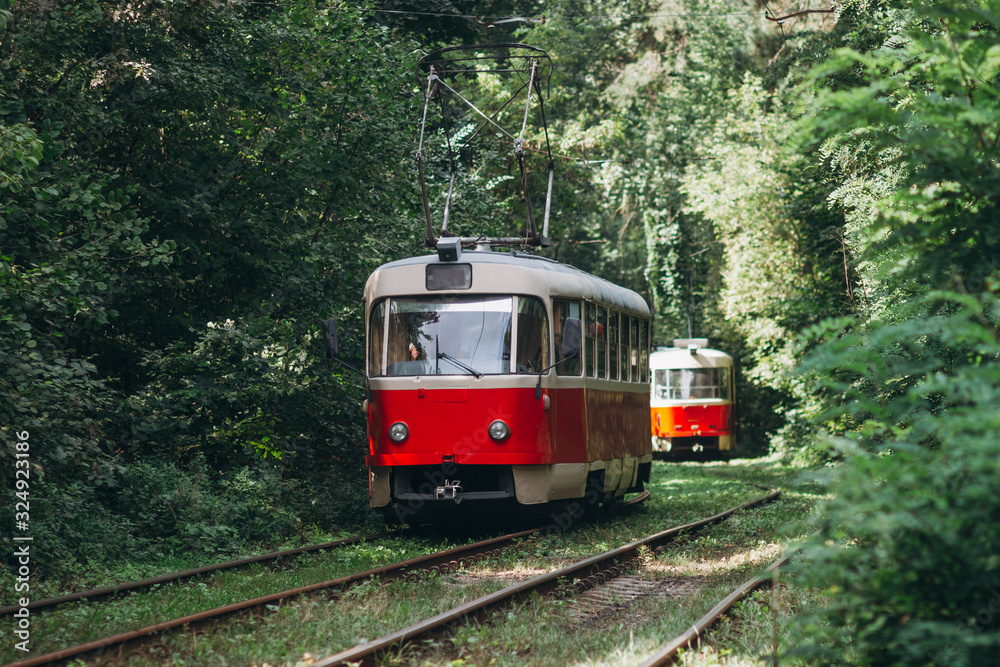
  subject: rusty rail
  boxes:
[4,492,650,667]
[637,552,792,666]
[312,488,780,667]
[0,531,400,617]
[2,528,539,667]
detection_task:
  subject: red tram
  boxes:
[326,44,654,522]
[649,339,735,459]
[362,246,653,522]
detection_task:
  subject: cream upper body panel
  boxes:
[649,347,733,371]
[364,251,651,317]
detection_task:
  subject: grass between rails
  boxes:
[1,527,386,605]
[0,534,458,662]
[628,459,833,667]
[2,458,829,666]
[414,458,828,667]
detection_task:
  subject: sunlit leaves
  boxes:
[793,2,1000,663]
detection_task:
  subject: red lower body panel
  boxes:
[367,386,552,467]
[651,403,732,438]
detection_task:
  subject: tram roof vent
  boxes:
[673,338,709,355]
[437,237,462,262]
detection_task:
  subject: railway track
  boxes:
[4,492,649,667]
[0,530,402,617]
[637,552,791,667]
[310,486,780,667]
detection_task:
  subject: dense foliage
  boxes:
[788,1,1000,663]
[5,0,1000,662]
[1,0,422,572]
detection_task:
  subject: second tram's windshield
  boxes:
[653,367,729,401]
[368,295,549,377]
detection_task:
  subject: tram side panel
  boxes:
[585,384,652,498]
[510,382,581,504]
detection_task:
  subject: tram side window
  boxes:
[667,368,723,400]
[620,314,631,382]
[554,299,582,376]
[597,306,608,378]
[630,317,639,382]
[585,303,597,377]
[516,296,549,373]
[640,320,649,382]
[608,311,619,380]
[369,299,385,376]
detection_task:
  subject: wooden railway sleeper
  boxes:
[568,558,639,595]
[404,545,508,583]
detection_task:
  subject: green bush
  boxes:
[792,414,1000,665]
[788,1,1000,663]
[1,0,415,576]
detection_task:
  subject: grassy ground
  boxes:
[0,458,830,666]
[415,458,829,667]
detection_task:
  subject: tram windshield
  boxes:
[653,367,729,401]
[369,295,549,377]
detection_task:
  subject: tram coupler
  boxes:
[435,480,463,502]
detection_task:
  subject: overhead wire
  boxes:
[394,3,835,242]
[416,45,556,246]
[760,0,791,54]
[352,7,765,21]
[247,4,833,24]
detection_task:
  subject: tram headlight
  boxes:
[388,422,409,443]
[488,420,510,442]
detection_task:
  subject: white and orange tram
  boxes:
[649,339,735,459]
[361,245,653,522]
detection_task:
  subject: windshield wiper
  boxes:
[437,352,484,378]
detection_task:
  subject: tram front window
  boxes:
[656,368,724,400]
[654,370,669,399]
[376,296,513,376]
